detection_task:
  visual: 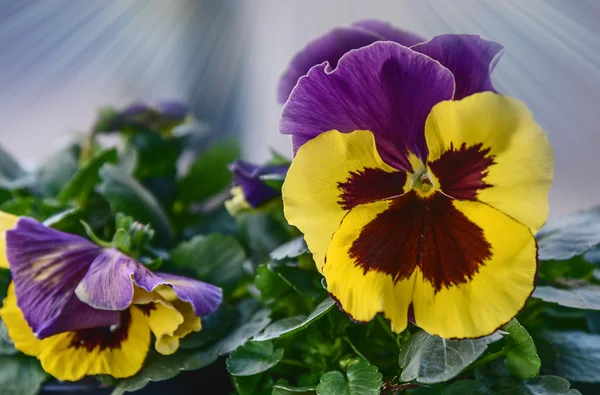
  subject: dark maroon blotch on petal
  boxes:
[69,310,132,352]
[429,142,495,200]
[338,167,407,210]
[348,191,491,291]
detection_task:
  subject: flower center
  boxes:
[411,170,437,198]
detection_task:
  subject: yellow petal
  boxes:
[324,200,415,333]
[412,200,537,338]
[282,130,401,272]
[0,283,43,356]
[133,285,200,355]
[0,212,18,269]
[38,306,150,380]
[425,92,553,233]
[1,285,151,380]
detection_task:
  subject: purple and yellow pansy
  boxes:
[225,160,289,215]
[280,25,553,338]
[0,213,221,381]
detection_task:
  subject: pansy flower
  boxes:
[226,160,289,215]
[0,214,222,380]
[277,19,502,105]
[280,40,553,338]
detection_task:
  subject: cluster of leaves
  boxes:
[0,101,598,395]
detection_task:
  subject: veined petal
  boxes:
[280,41,455,167]
[352,19,426,47]
[74,249,163,311]
[412,34,504,100]
[5,218,112,338]
[76,250,221,321]
[155,272,222,317]
[425,92,553,233]
[412,200,537,338]
[1,285,150,380]
[0,211,18,269]
[277,26,382,103]
[282,130,405,272]
[324,200,415,333]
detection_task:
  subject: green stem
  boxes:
[468,348,508,371]
[279,359,309,369]
[344,337,371,364]
[376,315,398,344]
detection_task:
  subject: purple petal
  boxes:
[6,218,108,338]
[352,19,426,46]
[277,26,382,104]
[230,160,289,207]
[411,34,504,100]
[43,293,120,337]
[155,272,223,317]
[121,102,151,117]
[279,42,455,168]
[75,249,164,311]
[153,100,188,120]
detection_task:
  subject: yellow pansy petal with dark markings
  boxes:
[425,92,553,233]
[413,200,537,339]
[1,285,150,380]
[0,212,18,269]
[282,130,403,272]
[0,283,43,356]
[324,200,415,333]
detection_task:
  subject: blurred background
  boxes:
[0,0,598,216]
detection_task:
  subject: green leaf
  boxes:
[233,374,263,395]
[271,237,309,261]
[316,361,382,395]
[42,208,81,231]
[442,380,495,395]
[35,144,79,197]
[110,349,218,395]
[0,197,65,220]
[99,165,174,247]
[542,331,600,382]
[0,354,48,395]
[0,144,26,180]
[268,264,323,300]
[0,319,17,355]
[502,319,541,379]
[399,329,503,384]
[255,265,293,300]
[253,298,335,342]
[226,341,284,376]
[212,309,272,355]
[533,285,600,310]
[273,384,317,394]
[536,206,600,261]
[169,233,246,292]
[180,304,236,349]
[57,148,118,203]
[495,375,582,395]
[538,256,595,281]
[178,140,240,203]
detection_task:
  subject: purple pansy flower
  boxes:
[0,216,221,381]
[226,160,289,215]
[279,34,553,340]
